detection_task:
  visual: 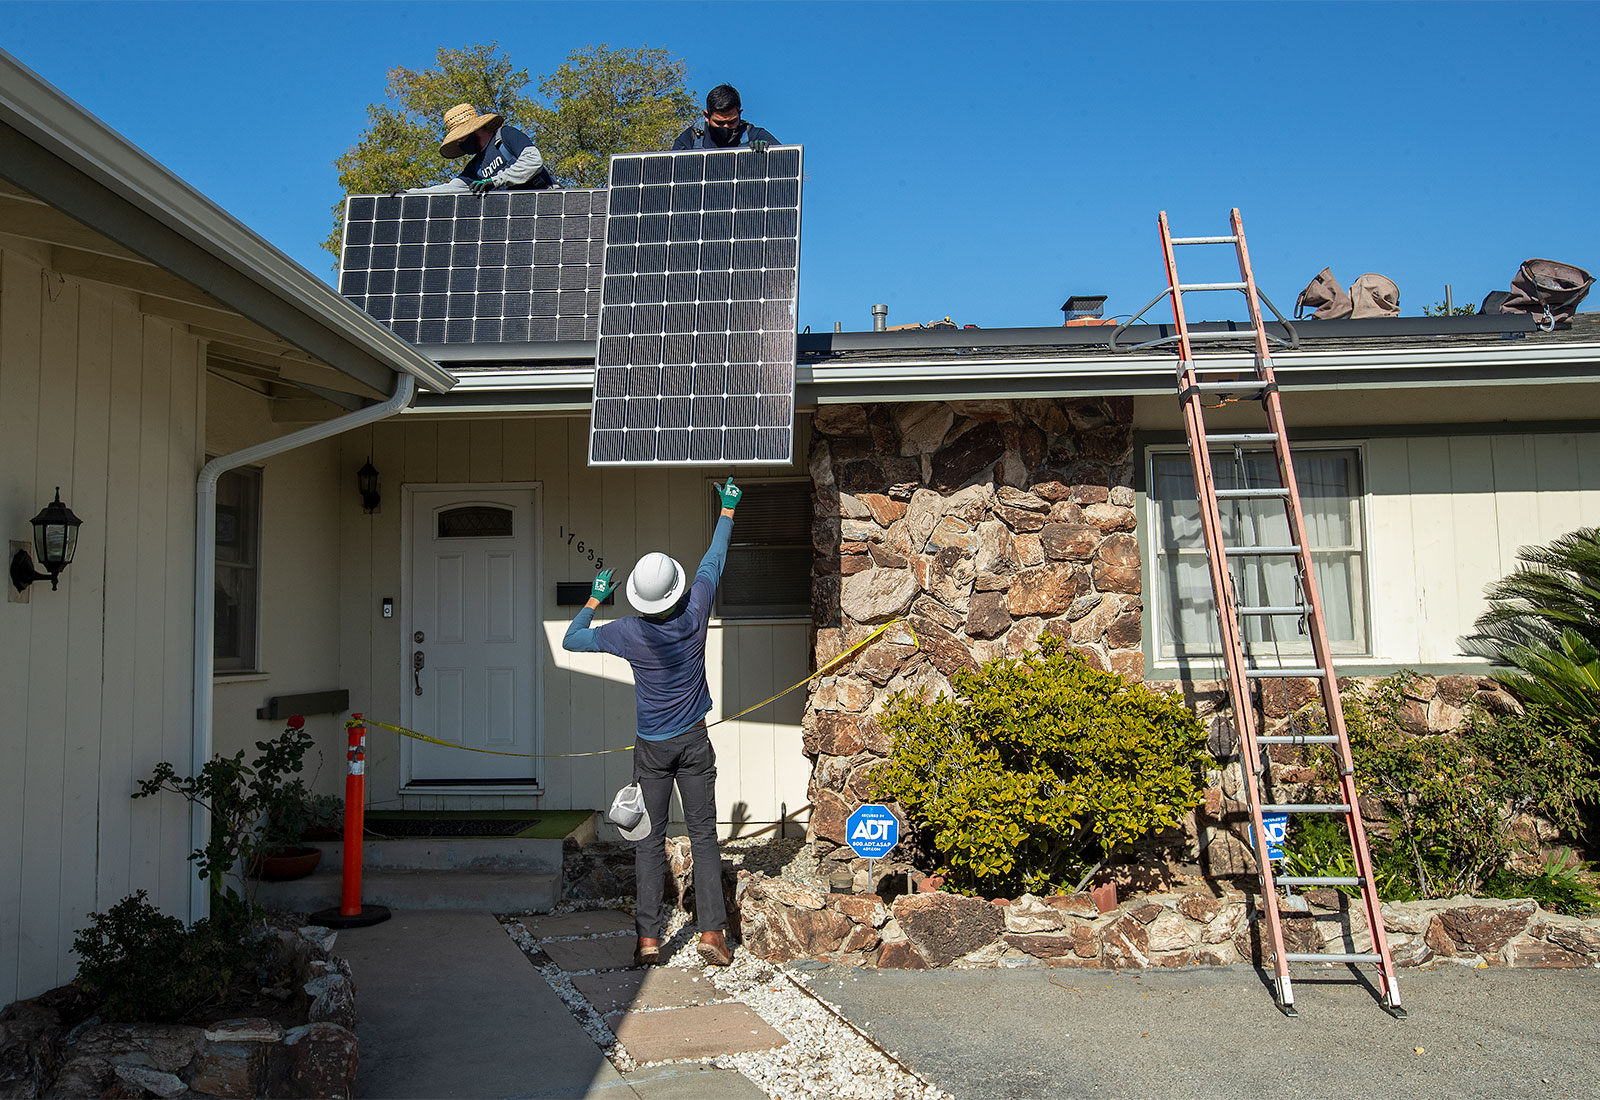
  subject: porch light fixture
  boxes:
[11,487,83,592]
[357,459,381,514]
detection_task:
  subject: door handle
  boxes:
[413,650,425,696]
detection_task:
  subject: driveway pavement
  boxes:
[802,962,1600,1100]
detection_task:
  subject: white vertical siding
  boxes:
[340,415,813,832]
[0,248,203,1006]
[1367,430,1600,664]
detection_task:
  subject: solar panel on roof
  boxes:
[588,146,802,467]
[338,189,608,344]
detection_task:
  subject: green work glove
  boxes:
[749,139,770,154]
[590,568,615,601]
[717,477,742,511]
[469,176,496,194]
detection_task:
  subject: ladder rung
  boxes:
[1261,803,1351,814]
[1237,606,1305,616]
[1178,282,1248,292]
[1245,667,1327,679]
[1170,235,1238,245]
[1256,735,1338,744]
[1214,487,1289,499]
[1277,876,1362,887]
[1284,952,1382,965]
[1224,545,1301,557]
[1205,433,1281,445]
[1192,380,1267,394]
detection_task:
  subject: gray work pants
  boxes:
[633,727,726,938]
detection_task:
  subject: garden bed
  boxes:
[0,922,358,1099]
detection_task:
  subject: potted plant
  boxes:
[300,792,344,841]
[134,715,324,897]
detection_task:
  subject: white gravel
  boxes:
[503,897,948,1100]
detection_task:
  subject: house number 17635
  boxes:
[558,526,603,569]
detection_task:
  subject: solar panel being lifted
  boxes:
[338,189,608,344]
[589,146,802,466]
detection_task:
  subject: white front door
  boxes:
[405,487,541,787]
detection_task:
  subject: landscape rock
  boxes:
[1004,895,1067,934]
[277,1023,357,1100]
[893,894,1005,967]
[185,1042,265,1099]
[113,1063,187,1098]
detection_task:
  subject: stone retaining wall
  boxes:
[0,925,358,1099]
[736,874,1600,972]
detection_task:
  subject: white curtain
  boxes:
[1155,449,1365,659]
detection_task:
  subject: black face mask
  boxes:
[707,122,741,146]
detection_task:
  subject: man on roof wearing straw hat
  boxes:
[406,103,554,195]
[562,477,743,968]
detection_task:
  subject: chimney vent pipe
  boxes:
[872,304,888,331]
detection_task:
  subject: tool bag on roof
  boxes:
[1295,268,1400,319]
[1295,267,1353,320]
[1481,259,1593,327]
[1349,273,1400,318]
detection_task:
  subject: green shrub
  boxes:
[1481,851,1600,916]
[134,721,317,898]
[1462,526,1600,744]
[1301,673,1599,899]
[1283,813,1417,902]
[71,891,266,1022]
[869,635,1209,898]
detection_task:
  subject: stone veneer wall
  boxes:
[803,398,1141,878]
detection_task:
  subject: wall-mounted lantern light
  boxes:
[10,488,83,592]
[357,459,381,514]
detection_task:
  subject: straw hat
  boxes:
[439,103,503,158]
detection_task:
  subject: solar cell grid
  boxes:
[339,189,609,344]
[589,146,802,467]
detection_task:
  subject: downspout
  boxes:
[188,372,417,924]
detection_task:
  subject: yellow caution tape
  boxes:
[348,617,918,760]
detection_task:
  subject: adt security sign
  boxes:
[846,804,900,859]
[1250,812,1290,862]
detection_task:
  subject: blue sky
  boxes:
[3,1,1596,332]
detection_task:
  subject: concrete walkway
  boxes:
[804,962,1600,1100]
[335,910,766,1100]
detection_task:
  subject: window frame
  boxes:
[1146,441,1372,665]
[711,476,813,620]
[212,462,263,674]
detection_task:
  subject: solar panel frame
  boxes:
[339,189,610,345]
[588,146,802,468]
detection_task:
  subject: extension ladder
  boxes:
[1123,209,1404,1017]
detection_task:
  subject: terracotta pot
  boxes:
[1089,879,1118,914]
[253,846,322,881]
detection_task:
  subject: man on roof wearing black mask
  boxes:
[672,85,779,153]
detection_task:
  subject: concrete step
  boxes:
[305,836,565,875]
[254,869,560,913]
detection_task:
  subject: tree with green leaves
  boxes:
[324,42,695,264]
[527,45,695,189]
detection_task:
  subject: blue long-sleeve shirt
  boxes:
[562,515,733,740]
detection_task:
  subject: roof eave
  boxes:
[0,49,455,395]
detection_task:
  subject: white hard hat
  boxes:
[627,552,686,614]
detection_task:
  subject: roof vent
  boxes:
[1061,295,1108,321]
